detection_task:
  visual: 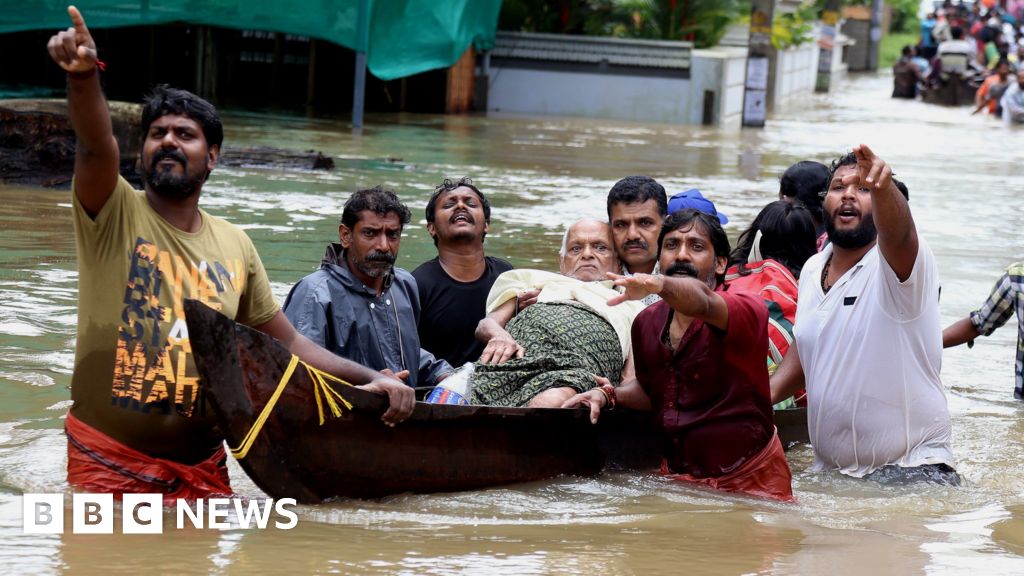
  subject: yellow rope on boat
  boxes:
[229,355,355,460]
[305,362,354,425]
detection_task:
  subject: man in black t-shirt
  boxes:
[413,178,517,366]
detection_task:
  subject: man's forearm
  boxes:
[615,378,651,412]
[67,73,115,156]
[475,317,510,343]
[289,332,383,385]
[943,317,980,348]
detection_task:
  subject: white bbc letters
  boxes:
[22,494,64,534]
[122,493,163,534]
[72,493,114,534]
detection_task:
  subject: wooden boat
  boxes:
[920,73,981,106]
[184,300,808,503]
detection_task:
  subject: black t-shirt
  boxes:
[412,256,513,367]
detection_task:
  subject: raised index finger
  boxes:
[853,143,876,165]
[68,5,90,36]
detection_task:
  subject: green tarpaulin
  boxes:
[3,0,502,81]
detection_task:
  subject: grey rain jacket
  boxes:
[283,243,454,388]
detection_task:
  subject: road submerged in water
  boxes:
[0,71,1023,575]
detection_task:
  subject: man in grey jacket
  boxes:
[284,186,453,388]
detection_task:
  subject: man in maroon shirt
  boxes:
[563,209,793,501]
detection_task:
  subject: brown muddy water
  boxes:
[1,72,1023,574]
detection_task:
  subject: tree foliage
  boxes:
[500,0,747,48]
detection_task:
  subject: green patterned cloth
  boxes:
[469,301,623,407]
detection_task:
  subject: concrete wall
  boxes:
[486,42,825,126]
[690,47,748,125]
[486,68,696,124]
[772,43,819,106]
[487,46,747,126]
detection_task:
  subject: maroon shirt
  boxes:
[633,289,773,478]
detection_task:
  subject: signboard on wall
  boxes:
[742,0,774,128]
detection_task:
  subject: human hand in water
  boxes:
[847,144,894,193]
[605,272,664,306]
[47,6,98,74]
[361,375,414,426]
[561,375,610,424]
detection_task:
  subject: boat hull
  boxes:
[185,300,806,502]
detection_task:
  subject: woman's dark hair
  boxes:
[341,186,411,230]
[141,84,223,149]
[779,160,829,225]
[729,201,817,279]
[658,209,731,286]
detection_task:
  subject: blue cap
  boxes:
[667,189,729,224]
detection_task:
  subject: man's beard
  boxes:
[665,261,717,289]
[353,250,396,279]
[825,209,878,249]
[143,149,207,200]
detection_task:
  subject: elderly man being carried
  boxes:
[470,219,644,408]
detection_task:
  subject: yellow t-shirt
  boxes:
[70,176,278,456]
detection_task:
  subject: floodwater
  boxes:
[2,71,1024,574]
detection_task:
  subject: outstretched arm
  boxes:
[847,144,917,281]
[943,317,979,348]
[607,272,729,330]
[46,6,119,217]
[254,311,414,425]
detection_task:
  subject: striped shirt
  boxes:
[970,262,1024,399]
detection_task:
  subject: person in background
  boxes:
[921,12,939,60]
[284,187,453,389]
[413,177,515,367]
[975,58,1013,116]
[1000,69,1024,124]
[894,45,926,98]
[726,201,817,408]
[607,176,668,306]
[778,160,831,251]
[944,263,1024,401]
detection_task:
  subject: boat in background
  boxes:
[185,300,808,503]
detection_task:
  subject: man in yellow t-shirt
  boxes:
[48,6,412,500]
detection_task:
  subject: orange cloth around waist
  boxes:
[661,428,794,503]
[65,412,232,504]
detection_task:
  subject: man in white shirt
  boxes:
[770,145,957,485]
[935,25,976,74]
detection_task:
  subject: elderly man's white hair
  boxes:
[559,218,609,257]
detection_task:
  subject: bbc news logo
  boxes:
[23,494,298,534]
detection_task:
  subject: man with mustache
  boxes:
[770,145,957,484]
[284,187,453,389]
[49,7,412,501]
[563,209,794,501]
[412,178,514,366]
[470,219,643,407]
[607,176,668,306]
